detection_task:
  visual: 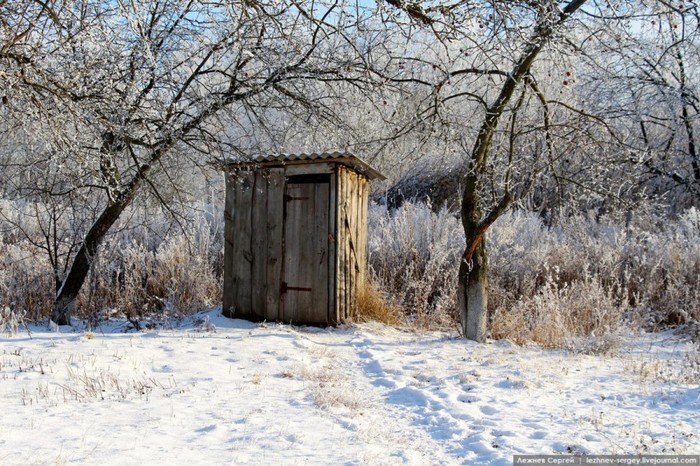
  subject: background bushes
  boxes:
[366,202,700,344]
[0,200,224,327]
[2,196,698,344]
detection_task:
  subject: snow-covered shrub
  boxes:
[147,225,221,314]
[624,207,700,330]
[366,201,698,343]
[367,201,462,328]
[490,273,625,351]
[81,207,222,323]
[0,306,27,335]
[1,197,223,324]
[488,207,700,343]
[0,242,54,322]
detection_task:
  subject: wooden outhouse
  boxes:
[223,152,384,325]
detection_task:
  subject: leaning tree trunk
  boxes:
[51,184,141,325]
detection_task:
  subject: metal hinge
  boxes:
[280,282,313,294]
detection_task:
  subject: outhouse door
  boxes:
[281,174,331,323]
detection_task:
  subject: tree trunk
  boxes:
[458,238,488,341]
[454,0,587,341]
[458,172,489,341]
[51,191,138,325]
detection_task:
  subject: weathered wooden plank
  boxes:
[348,171,359,320]
[283,182,303,322]
[233,172,254,317]
[354,177,365,321]
[357,176,369,291]
[265,168,284,321]
[344,170,352,321]
[250,171,268,318]
[283,162,334,176]
[358,176,370,318]
[336,167,347,321]
[223,173,237,317]
[352,175,368,320]
[328,169,337,324]
[312,181,330,323]
[344,168,354,321]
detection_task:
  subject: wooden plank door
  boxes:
[281,175,330,323]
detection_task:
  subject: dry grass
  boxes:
[490,276,625,352]
[367,202,461,329]
[0,244,54,322]
[300,365,365,413]
[297,347,368,413]
[367,202,698,342]
[21,372,176,405]
[356,281,403,325]
[1,307,28,336]
[623,349,700,384]
[489,208,700,342]
[309,380,365,411]
[7,351,178,406]
[0,200,223,325]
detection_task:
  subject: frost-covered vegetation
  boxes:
[2,195,698,347]
[366,202,700,344]
[0,199,224,329]
[1,0,700,344]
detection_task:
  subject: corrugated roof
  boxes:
[225,151,385,180]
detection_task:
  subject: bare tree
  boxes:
[5,0,695,337]
[378,0,591,340]
[577,2,700,205]
[1,0,381,325]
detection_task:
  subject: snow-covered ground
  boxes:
[1,309,698,465]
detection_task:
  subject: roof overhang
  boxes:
[223,151,386,181]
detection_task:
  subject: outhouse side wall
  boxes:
[223,168,285,321]
[334,165,370,322]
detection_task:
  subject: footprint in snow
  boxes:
[154,364,173,373]
[457,394,478,404]
[479,405,499,416]
[387,386,431,407]
[372,378,397,389]
[497,378,527,389]
[194,424,217,434]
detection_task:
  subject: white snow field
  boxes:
[1,309,698,465]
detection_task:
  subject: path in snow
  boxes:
[0,310,697,465]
